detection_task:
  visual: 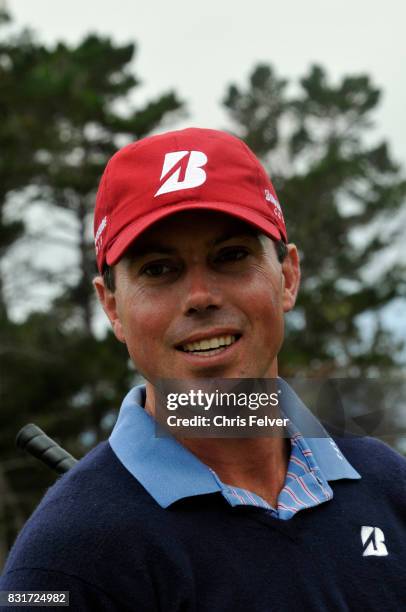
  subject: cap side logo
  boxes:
[95,215,107,255]
[265,188,283,221]
[155,150,208,197]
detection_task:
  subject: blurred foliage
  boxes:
[224,64,406,376]
[0,9,183,567]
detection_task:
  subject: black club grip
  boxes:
[16,423,78,474]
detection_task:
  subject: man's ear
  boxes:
[281,244,301,313]
[93,275,126,344]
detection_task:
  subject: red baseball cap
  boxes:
[94,127,287,273]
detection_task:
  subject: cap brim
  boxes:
[106,201,285,267]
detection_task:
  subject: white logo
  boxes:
[154,151,208,197]
[95,216,107,255]
[264,189,283,220]
[264,188,279,207]
[361,526,388,557]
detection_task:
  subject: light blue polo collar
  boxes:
[277,378,361,481]
[109,381,360,508]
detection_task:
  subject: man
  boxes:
[1,128,405,611]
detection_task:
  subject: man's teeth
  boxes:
[182,335,237,352]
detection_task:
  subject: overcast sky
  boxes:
[8,0,406,166]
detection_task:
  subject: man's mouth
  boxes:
[177,334,241,357]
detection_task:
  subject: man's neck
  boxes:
[144,381,291,508]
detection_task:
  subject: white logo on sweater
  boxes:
[361,526,388,556]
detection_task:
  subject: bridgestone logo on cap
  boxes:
[154,151,208,197]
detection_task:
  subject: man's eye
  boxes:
[141,262,174,277]
[216,248,249,263]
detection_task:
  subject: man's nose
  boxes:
[182,267,223,316]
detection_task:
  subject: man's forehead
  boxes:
[123,210,261,258]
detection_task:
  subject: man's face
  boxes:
[94,210,300,382]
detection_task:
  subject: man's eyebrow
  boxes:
[125,243,177,260]
[213,228,260,246]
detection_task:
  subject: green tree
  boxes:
[0,8,58,317]
[0,9,184,568]
[223,64,406,376]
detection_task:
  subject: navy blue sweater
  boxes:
[0,436,405,611]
